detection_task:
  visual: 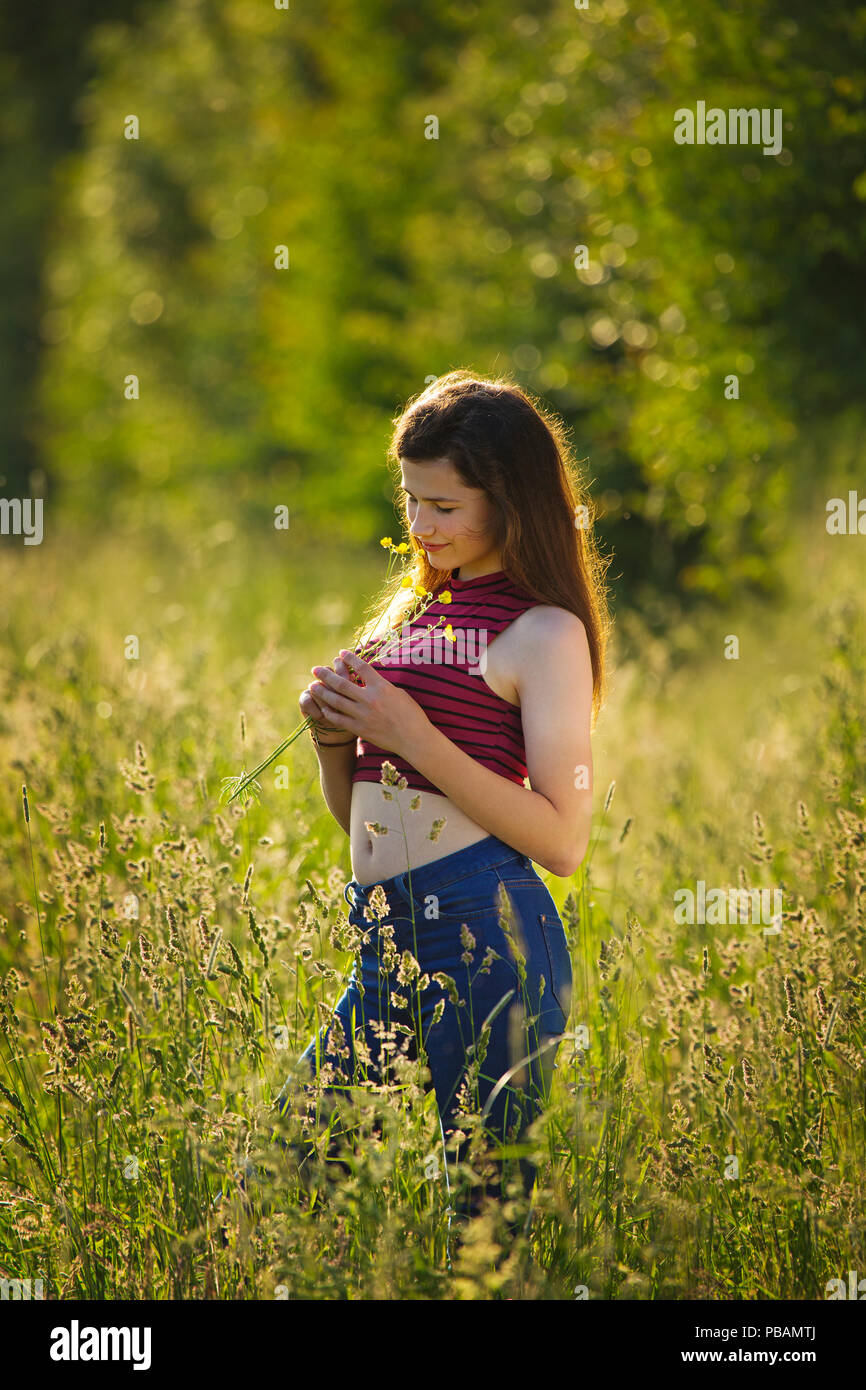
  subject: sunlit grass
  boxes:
[0,513,864,1299]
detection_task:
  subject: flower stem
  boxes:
[223,720,311,803]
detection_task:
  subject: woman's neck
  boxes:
[452,554,504,581]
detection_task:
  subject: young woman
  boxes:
[277,369,611,1229]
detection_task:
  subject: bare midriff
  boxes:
[349,782,493,886]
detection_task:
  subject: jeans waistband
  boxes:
[342,834,532,915]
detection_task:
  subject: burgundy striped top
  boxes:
[351,567,542,795]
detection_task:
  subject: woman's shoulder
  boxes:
[515,602,588,647]
[491,603,588,684]
[501,604,592,702]
[488,602,589,703]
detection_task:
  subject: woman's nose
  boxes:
[410,516,434,537]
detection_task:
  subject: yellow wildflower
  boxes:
[380,536,393,549]
[438,590,452,604]
[414,584,430,598]
[400,575,414,587]
[396,542,409,553]
[444,623,456,643]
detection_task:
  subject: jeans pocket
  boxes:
[538,912,572,1023]
[419,869,503,923]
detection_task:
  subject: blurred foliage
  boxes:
[2,0,866,605]
[0,0,151,498]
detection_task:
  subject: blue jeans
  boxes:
[274,834,573,1224]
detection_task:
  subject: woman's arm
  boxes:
[313,738,357,837]
[300,665,356,837]
[396,608,593,876]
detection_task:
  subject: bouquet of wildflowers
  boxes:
[220,538,454,805]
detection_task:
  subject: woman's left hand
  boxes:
[309,650,430,757]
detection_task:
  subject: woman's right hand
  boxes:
[299,683,344,733]
[302,657,361,741]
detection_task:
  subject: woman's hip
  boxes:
[342,834,572,1023]
[344,833,544,931]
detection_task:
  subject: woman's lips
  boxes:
[422,542,448,551]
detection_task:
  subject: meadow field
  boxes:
[1,497,863,1300]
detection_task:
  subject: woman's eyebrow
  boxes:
[399,485,460,502]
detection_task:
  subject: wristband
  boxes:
[309,724,355,748]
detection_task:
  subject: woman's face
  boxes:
[399,456,501,574]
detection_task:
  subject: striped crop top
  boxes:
[351,567,542,795]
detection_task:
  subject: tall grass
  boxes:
[0,511,863,1299]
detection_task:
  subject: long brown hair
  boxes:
[356,369,613,726]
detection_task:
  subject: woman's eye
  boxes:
[405,497,454,514]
